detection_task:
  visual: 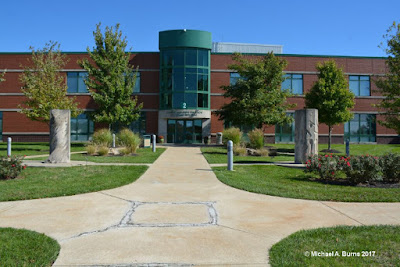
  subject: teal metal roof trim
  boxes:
[211,52,386,59]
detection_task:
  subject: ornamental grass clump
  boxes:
[97,146,109,156]
[0,156,26,179]
[380,153,400,183]
[86,144,96,155]
[222,127,242,145]
[92,128,113,147]
[248,128,264,149]
[117,128,141,154]
[233,144,247,156]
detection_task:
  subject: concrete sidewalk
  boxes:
[1,146,399,266]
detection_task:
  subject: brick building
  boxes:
[0,29,398,144]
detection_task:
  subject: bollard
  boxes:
[7,137,12,157]
[346,138,350,157]
[112,133,116,148]
[152,134,156,153]
[227,140,233,171]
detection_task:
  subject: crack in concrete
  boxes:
[62,201,219,242]
[98,192,132,203]
[217,224,268,238]
[319,202,366,226]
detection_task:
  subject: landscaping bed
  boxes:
[269,225,400,267]
[0,227,60,266]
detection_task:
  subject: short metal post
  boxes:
[152,134,156,153]
[346,138,350,157]
[112,134,116,148]
[7,137,12,157]
[227,140,233,171]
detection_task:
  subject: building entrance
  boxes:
[167,119,202,143]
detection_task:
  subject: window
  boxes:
[349,75,370,96]
[129,112,146,135]
[345,114,376,142]
[282,74,303,95]
[160,48,210,109]
[67,72,88,93]
[275,113,295,143]
[0,112,2,140]
[133,72,140,93]
[71,113,94,141]
[230,73,241,85]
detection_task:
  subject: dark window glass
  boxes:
[0,111,3,140]
[349,75,370,96]
[173,93,185,109]
[345,114,376,142]
[129,112,146,135]
[133,72,140,93]
[186,49,197,65]
[198,93,208,108]
[67,72,88,93]
[71,113,93,141]
[281,74,303,95]
[173,69,184,91]
[198,50,208,66]
[275,113,295,143]
[230,73,241,85]
[173,50,184,66]
[185,93,197,108]
[185,73,197,91]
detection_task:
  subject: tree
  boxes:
[80,23,142,130]
[305,60,355,150]
[19,42,81,123]
[215,52,295,129]
[375,22,400,134]
[0,71,5,83]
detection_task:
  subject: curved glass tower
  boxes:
[158,30,212,143]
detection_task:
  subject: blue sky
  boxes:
[1,0,399,56]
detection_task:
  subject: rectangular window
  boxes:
[0,112,3,140]
[129,112,146,136]
[67,72,88,93]
[230,73,241,85]
[344,114,376,142]
[133,72,141,93]
[71,113,94,141]
[282,74,303,95]
[349,75,370,96]
[275,113,295,143]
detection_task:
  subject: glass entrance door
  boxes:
[167,119,202,143]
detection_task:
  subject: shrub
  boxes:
[92,128,113,147]
[256,148,269,157]
[380,153,400,183]
[222,127,242,145]
[233,144,247,156]
[119,147,131,156]
[342,155,381,184]
[305,154,342,180]
[0,156,26,180]
[97,146,109,156]
[248,128,264,149]
[117,128,141,153]
[86,144,96,155]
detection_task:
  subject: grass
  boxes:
[212,165,400,202]
[0,165,147,201]
[0,142,86,157]
[202,144,400,164]
[70,147,166,163]
[0,227,60,266]
[201,146,293,164]
[269,225,400,267]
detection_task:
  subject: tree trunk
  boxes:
[328,125,332,150]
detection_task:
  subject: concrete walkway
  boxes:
[1,146,400,266]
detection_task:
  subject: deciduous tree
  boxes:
[305,60,355,150]
[375,22,400,134]
[19,42,80,123]
[80,23,142,130]
[215,52,295,129]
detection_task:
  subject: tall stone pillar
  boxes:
[46,109,71,163]
[295,109,318,163]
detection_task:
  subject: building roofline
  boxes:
[211,52,387,59]
[0,51,159,55]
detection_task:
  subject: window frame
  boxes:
[281,73,303,95]
[70,113,94,141]
[349,75,370,96]
[344,113,376,143]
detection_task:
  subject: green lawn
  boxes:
[212,165,400,202]
[269,225,400,267]
[70,147,166,163]
[0,165,147,201]
[0,142,86,157]
[0,227,60,266]
[201,146,293,164]
[202,144,400,164]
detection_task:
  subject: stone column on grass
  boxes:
[46,109,71,163]
[295,109,318,164]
